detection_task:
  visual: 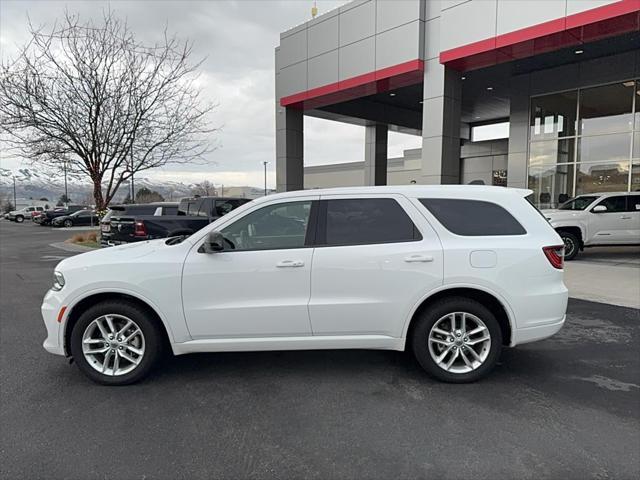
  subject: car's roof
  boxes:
[576,191,633,197]
[252,185,532,203]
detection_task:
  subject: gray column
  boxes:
[420,59,462,184]
[364,124,388,186]
[507,74,531,189]
[276,106,304,192]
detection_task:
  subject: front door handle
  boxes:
[620,215,631,219]
[276,260,305,268]
[404,254,434,263]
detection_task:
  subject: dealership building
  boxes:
[275,0,640,207]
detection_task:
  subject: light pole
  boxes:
[63,161,69,206]
[263,161,268,196]
[12,175,17,208]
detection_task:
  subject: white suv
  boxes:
[42,186,568,385]
[544,192,640,260]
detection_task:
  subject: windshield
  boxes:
[558,196,599,211]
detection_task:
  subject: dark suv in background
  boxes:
[100,203,178,247]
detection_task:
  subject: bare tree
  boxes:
[191,179,216,197]
[0,10,216,210]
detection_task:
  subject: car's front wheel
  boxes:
[63,219,73,228]
[559,231,579,260]
[15,215,24,223]
[412,297,502,383]
[70,301,163,385]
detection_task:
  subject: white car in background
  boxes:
[42,186,568,385]
[544,192,640,260]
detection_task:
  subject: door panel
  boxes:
[309,195,443,338]
[182,248,314,339]
[588,196,633,243]
[181,197,318,339]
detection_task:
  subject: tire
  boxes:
[69,300,164,385]
[64,219,73,228]
[15,215,24,223]
[559,231,580,261]
[411,297,502,383]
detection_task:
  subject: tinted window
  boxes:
[594,196,626,212]
[163,206,179,215]
[627,195,640,212]
[420,199,526,236]
[321,198,421,246]
[214,199,247,217]
[220,201,311,251]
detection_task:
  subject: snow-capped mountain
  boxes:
[0,167,198,203]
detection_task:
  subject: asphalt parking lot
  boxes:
[1,220,639,479]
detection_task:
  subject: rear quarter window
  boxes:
[419,198,526,236]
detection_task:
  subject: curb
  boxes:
[49,242,97,253]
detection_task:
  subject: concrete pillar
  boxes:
[420,59,462,184]
[507,74,531,189]
[364,124,388,186]
[276,106,304,192]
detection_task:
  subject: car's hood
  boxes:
[56,239,167,271]
[543,209,584,223]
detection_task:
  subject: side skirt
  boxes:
[171,335,405,355]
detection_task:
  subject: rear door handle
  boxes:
[404,254,434,263]
[276,260,305,268]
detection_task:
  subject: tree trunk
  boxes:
[92,178,105,211]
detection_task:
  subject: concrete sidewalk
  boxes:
[564,246,640,310]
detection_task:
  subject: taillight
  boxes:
[134,220,147,237]
[543,245,564,269]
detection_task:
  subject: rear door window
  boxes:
[318,198,421,246]
[419,198,526,236]
[626,195,640,212]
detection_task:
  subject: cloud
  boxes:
[0,0,422,188]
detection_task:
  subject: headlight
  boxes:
[52,271,65,291]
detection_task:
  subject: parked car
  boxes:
[52,209,98,228]
[34,207,66,224]
[42,185,568,385]
[544,192,640,260]
[8,206,44,222]
[38,205,87,226]
[101,197,250,247]
[100,203,179,247]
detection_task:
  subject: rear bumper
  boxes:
[511,315,565,346]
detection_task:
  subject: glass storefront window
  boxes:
[528,163,575,209]
[632,163,640,192]
[579,82,634,135]
[575,161,630,195]
[530,90,577,140]
[529,138,575,166]
[577,133,632,163]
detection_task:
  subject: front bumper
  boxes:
[41,290,66,356]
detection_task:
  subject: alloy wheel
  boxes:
[82,314,146,376]
[428,312,491,374]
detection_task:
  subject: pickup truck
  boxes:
[8,206,44,223]
[101,197,250,247]
[100,202,179,247]
[544,191,640,260]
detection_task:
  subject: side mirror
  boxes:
[592,205,607,213]
[203,231,225,253]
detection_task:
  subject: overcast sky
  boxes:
[0,0,421,188]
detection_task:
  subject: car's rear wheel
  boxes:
[412,297,502,383]
[63,219,73,228]
[15,215,24,223]
[70,301,163,385]
[559,231,579,260]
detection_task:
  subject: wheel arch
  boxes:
[63,291,174,356]
[554,225,584,246]
[403,286,514,348]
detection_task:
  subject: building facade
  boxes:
[275,0,640,207]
